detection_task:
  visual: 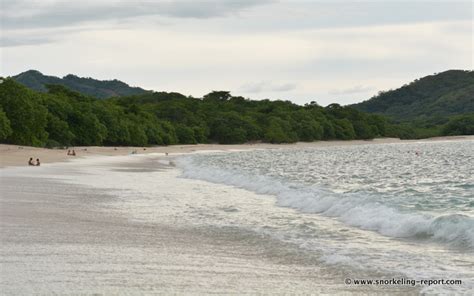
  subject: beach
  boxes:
[1,136,472,168]
[0,146,396,294]
[1,136,473,294]
[0,171,341,294]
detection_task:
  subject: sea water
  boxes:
[176,140,474,293]
[2,140,472,293]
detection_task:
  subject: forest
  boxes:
[13,70,148,99]
[0,77,472,147]
[351,70,474,138]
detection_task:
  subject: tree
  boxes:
[69,109,107,146]
[203,91,232,101]
[333,119,356,140]
[443,114,474,135]
[0,107,12,141]
[209,112,249,144]
[352,120,375,139]
[264,117,297,143]
[175,124,197,144]
[0,79,48,146]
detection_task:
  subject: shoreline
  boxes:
[1,135,473,168]
[0,148,421,294]
[2,138,471,293]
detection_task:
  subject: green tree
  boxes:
[0,79,48,146]
[175,124,197,144]
[333,119,356,140]
[0,107,12,141]
[69,110,107,146]
[264,117,298,143]
[443,114,474,135]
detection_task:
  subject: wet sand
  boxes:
[3,137,471,293]
[0,154,421,294]
[0,166,349,294]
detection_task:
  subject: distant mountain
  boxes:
[352,70,474,122]
[12,70,149,99]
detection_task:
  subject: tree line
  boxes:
[0,78,471,147]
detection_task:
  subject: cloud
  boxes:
[239,81,297,93]
[1,0,272,29]
[1,1,471,106]
[0,36,55,47]
[328,85,374,95]
[2,0,470,49]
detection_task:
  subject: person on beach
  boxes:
[67,150,71,155]
[72,150,76,156]
[28,157,34,166]
[35,158,41,166]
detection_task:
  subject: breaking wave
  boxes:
[177,157,474,249]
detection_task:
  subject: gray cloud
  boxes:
[2,0,470,48]
[239,81,297,93]
[3,1,470,31]
[0,36,55,47]
[1,0,272,47]
[1,1,470,106]
[202,1,472,33]
[1,0,272,30]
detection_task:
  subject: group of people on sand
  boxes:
[28,158,40,166]
[67,149,76,156]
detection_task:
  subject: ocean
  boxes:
[177,140,474,293]
[1,139,472,294]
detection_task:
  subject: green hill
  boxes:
[1,69,472,146]
[0,78,390,147]
[352,70,474,122]
[12,70,149,99]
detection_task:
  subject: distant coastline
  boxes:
[2,135,473,168]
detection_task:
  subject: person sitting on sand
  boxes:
[72,150,76,156]
[67,150,71,155]
[35,158,41,166]
[28,157,34,166]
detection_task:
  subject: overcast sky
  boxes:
[0,0,472,105]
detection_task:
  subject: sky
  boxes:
[0,0,472,106]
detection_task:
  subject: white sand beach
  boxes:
[2,136,472,168]
[1,136,472,294]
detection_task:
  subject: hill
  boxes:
[12,70,149,99]
[0,79,390,147]
[352,70,474,122]
[2,69,472,146]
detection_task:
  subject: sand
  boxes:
[0,149,422,294]
[2,136,472,168]
[1,174,340,294]
[1,136,472,293]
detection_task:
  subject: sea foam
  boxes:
[177,156,474,249]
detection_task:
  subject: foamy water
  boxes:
[1,140,472,294]
[176,140,474,293]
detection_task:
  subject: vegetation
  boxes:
[351,70,474,138]
[1,79,391,147]
[13,70,149,99]
[1,69,472,147]
[443,114,474,136]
